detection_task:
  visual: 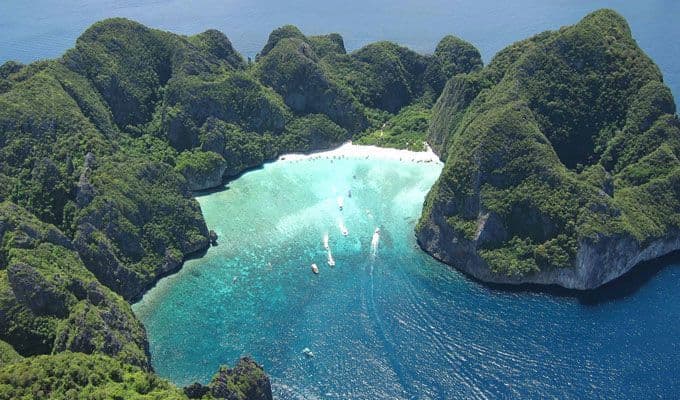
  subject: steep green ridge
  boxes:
[418,9,680,287]
[0,17,481,397]
[0,202,149,367]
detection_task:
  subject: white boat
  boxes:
[323,233,329,250]
[311,263,319,274]
[327,251,335,267]
[337,196,344,210]
[302,347,315,358]
[371,227,381,255]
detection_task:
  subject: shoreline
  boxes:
[276,141,442,164]
[138,141,442,305]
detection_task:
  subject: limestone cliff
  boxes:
[417,9,680,288]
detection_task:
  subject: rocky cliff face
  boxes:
[427,73,481,158]
[418,204,680,289]
[0,202,150,368]
[417,9,680,289]
[73,159,210,301]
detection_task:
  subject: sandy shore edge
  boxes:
[276,141,442,163]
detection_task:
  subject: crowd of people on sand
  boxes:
[276,141,441,164]
[281,154,435,163]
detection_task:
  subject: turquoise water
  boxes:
[133,155,680,398]
[1,1,679,104]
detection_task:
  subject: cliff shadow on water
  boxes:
[190,141,352,196]
[192,184,231,196]
[470,251,680,306]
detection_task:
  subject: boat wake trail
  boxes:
[338,218,349,236]
[361,234,416,399]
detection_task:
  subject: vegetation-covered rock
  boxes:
[63,18,175,130]
[432,35,483,81]
[418,9,680,288]
[200,119,279,178]
[73,160,209,301]
[188,29,246,70]
[427,73,482,157]
[0,352,272,400]
[0,202,149,368]
[184,357,272,400]
[307,33,346,58]
[158,72,288,151]
[176,150,228,191]
[282,114,349,152]
[256,36,368,132]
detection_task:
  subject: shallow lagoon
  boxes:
[134,151,680,399]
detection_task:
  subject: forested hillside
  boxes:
[417,9,680,288]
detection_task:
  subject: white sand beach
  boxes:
[277,141,442,163]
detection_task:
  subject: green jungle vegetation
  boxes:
[418,9,680,276]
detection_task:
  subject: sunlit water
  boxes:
[133,154,680,399]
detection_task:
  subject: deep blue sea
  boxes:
[3,1,679,398]
[1,0,679,105]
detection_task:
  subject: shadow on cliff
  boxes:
[479,251,680,306]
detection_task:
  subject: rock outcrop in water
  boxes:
[417,9,680,289]
[184,357,273,400]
